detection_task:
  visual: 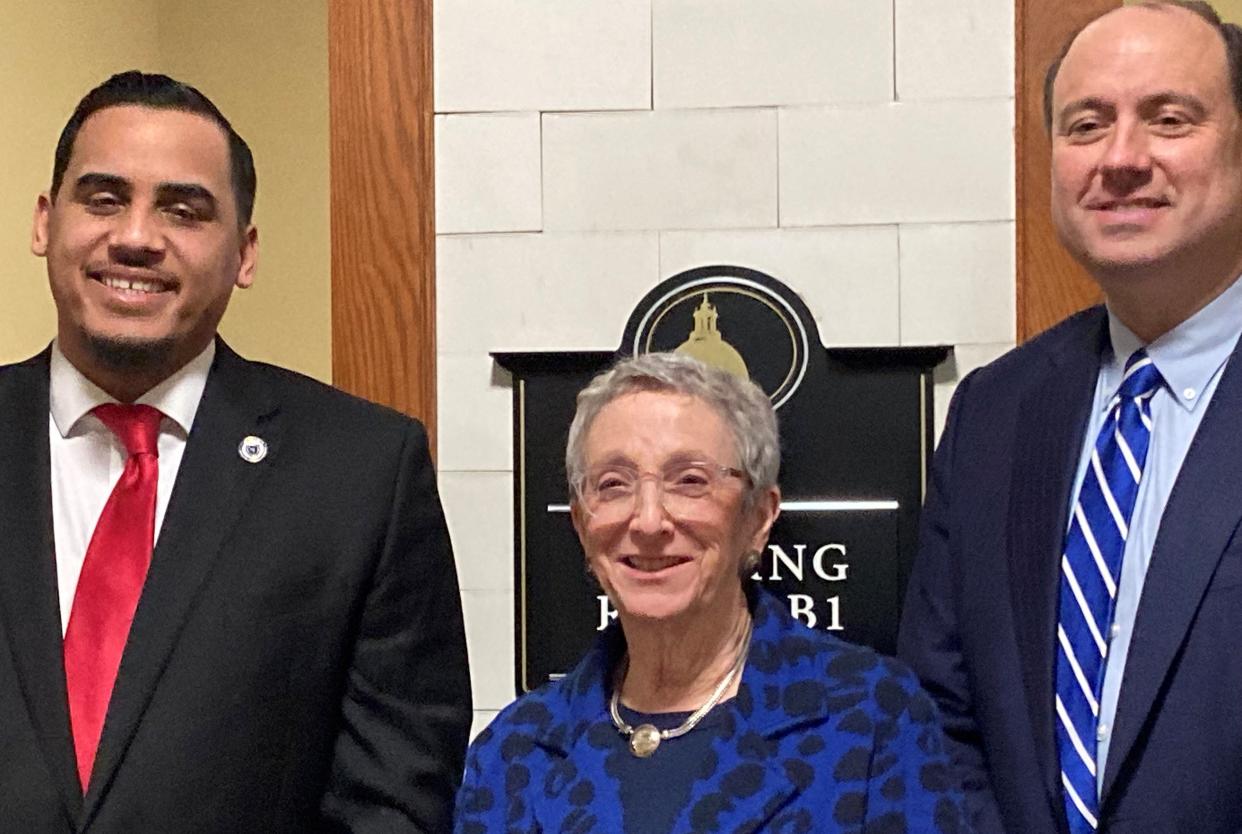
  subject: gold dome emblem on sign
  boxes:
[674,293,748,379]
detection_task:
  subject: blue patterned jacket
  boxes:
[455,589,968,833]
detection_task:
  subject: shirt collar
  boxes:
[1102,274,1242,414]
[49,340,215,439]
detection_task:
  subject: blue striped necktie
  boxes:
[1055,348,1163,832]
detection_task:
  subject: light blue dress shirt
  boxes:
[1067,275,1242,795]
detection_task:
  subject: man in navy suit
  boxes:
[0,71,470,831]
[899,3,1242,833]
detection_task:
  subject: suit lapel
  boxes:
[1007,310,1106,828]
[81,343,281,824]
[0,350,83,823]
[1101,338,1242,801]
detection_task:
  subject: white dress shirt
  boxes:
[49,341,214,635]
[1066,274,1242,793]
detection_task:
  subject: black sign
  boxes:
[495,266,948,694]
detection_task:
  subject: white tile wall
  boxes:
[779,99,1014,226]
[433,0,1020,731]
[659,227,900,346]
[440,472,514,591]
[653,0,893,109]
[436,354,513,472]
[434,0,651,112]
[542,110,779,232]
[436,232,660,355]
[435,113,542,235]
[899,222,1017,346]
[896,0,1014,101]
[462,589,516,711]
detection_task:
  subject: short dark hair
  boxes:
[1043,1,1242,133]
[51,70,257,227]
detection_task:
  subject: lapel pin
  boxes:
[238,435,268,464]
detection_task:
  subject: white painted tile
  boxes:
[659,226,900,346]
[899,222,1016,346]
[896,0,1014,101]
[932,342,1015,443]
[434,0,650,112]
[654,0,892,108]
[462,589,518,711]
[435,113,541,234]
[436,232,660,354]
[437,354,513,471]
[440,472,514,592]
[471,710,500,741]
[779,99,1014,226]
[542,110,778,232]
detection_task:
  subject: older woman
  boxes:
[455,353,965,834]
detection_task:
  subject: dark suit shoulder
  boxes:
[950,305,1105,405]
[0,348,52,378]
[234,356,427,438]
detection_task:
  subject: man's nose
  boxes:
[108,209,164,264]
[1099,121,1153,194]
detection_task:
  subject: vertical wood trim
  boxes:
[328,0,437,442]
[1015,0,1119,341]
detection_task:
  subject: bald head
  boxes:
[1044,2,1242,133]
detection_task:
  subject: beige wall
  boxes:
[160,1,330,380]
[1123,0,1242,21]
[0,1,159,364]
[0,1,330,381]
[1211,0,1242,21]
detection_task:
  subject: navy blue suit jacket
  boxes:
[899,307,1242,834]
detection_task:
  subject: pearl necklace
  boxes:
[608,618,752,758]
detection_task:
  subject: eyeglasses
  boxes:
[577,460,748,521]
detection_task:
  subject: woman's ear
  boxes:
[747,485,781,553]
[570,498,586,540]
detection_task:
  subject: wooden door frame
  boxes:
[1015,0,1121,340]
[328,0,438,442]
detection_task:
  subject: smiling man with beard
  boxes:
[899,3,1242,833]
[0,71,470,832]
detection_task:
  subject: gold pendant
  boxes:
[629,724,662,758]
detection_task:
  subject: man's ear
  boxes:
[235,224,259,289]
[31,193,52,257]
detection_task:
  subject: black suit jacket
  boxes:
[899,308,1242,834]
[0,342,471,833]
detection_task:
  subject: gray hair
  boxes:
[565,352,780,509]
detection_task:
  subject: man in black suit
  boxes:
[0,71,470,832]
[900,3,1242,833]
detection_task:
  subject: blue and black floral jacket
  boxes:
[455,589,968,833]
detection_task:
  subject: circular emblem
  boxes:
[630,269,810,409]
[238,435,268,464]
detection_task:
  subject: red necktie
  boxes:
[63,403,162,792]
